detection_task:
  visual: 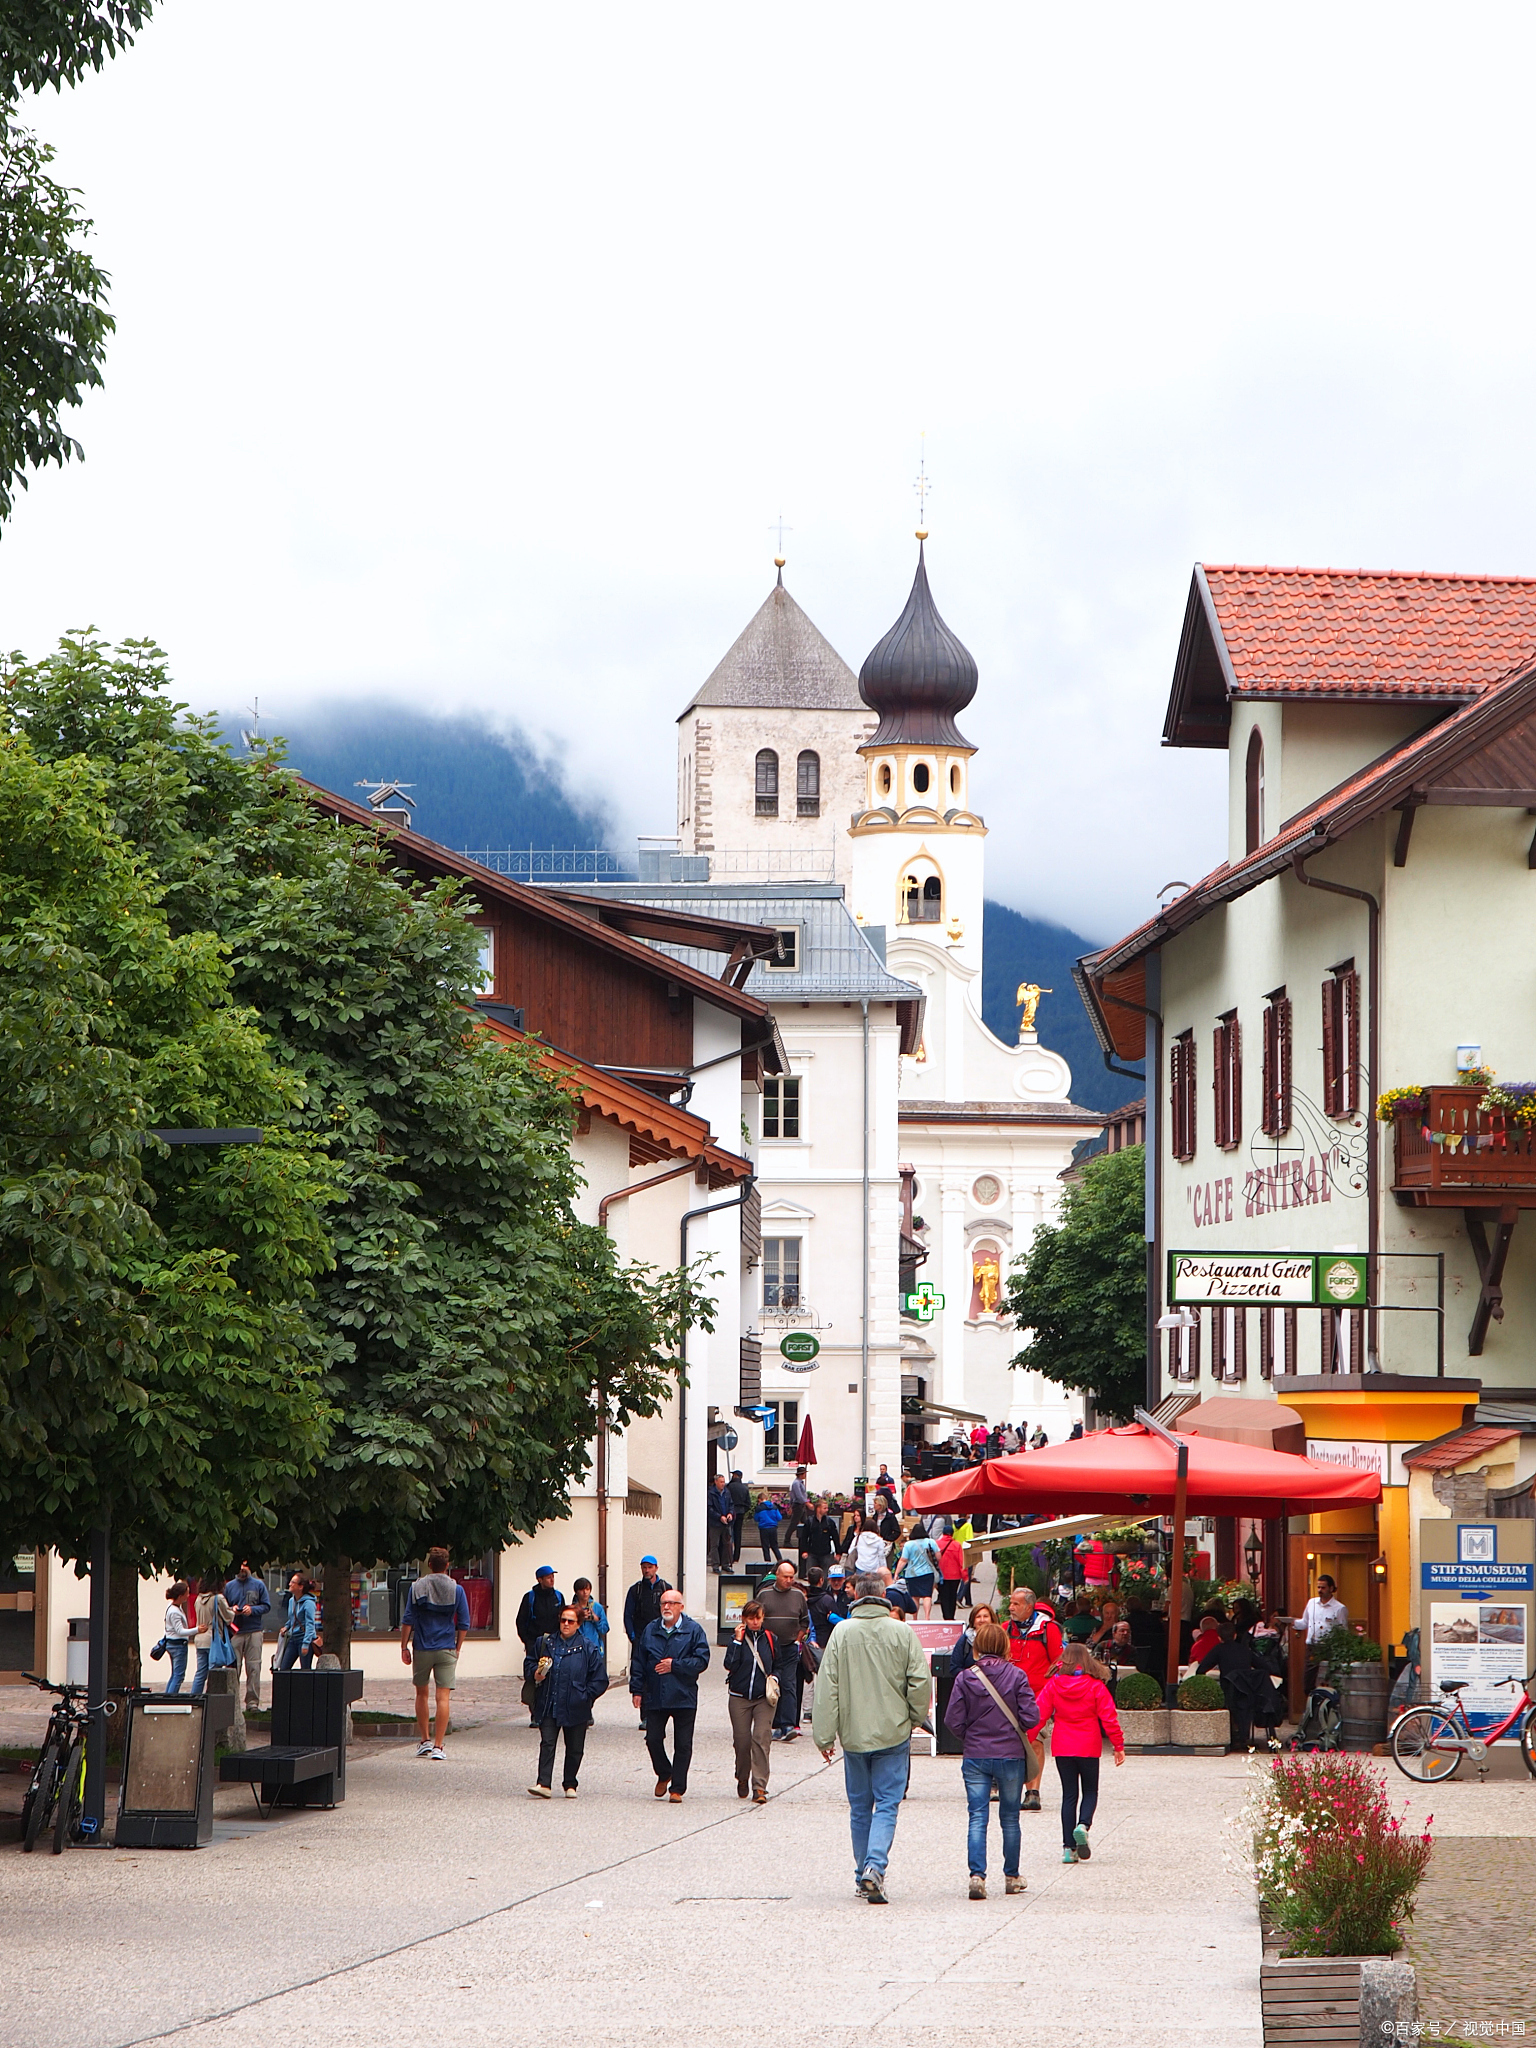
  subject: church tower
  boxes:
[848,540,988,981]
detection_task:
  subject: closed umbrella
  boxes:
[795,1414,817,1466]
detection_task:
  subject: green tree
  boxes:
[0,3,153,96]
[0,733,336,1601]
[3,634,705,1661]
[1004,1144,1147,1419]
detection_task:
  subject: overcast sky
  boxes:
[6,4,1536,940]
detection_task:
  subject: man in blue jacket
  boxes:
[629,1588,710,1801]
[400,1547,472,1761]
[223,1561,271,1710]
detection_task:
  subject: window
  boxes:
[765,926,799,970]
[1211,1305,1247,1382]
[879,763,892,795]
[1245,728,1265,854]
[1213,1010,1241,1150]
[755,749,779,817]
[762,1075,802,1138]
[763,1397,799,1468]
[1170,1030,1197,1161]
[903,870,942,922]
[1261,987,1292,1137]
[950,763,961,796]
[1258,1306,1296,1380]
[1322,961,1360,1118]
[474,927,495,994]
[1168,1312,1201,1383]
[261,1556,497,1636]
[912,762,931,794]
[796,751,820,817]
[763,1236,801,1309]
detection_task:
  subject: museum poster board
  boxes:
[1418,1518,1536,1736]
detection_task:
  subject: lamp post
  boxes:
[1244,1523,1263,1593]
[80,1127,263,1841]
[1136,1404,1189,1708]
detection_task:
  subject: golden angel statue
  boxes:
[1015,982,1052,1034]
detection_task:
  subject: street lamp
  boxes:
[1244,1523,1263,1586]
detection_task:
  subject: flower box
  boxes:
[1117,1708,1170,1748]
[1169,1706,1229,1748]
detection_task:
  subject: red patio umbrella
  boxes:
[795,1414,817,1466]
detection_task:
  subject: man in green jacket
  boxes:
[811,1573,932,1904]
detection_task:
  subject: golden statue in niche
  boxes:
[972,1246,1002,1316]
[1015,982,1052,1033]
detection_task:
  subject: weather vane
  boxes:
[913,433,930,539]
[239,697,262,752]
[769,513,793,568]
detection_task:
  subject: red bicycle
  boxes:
[1389,1669,1536,1782]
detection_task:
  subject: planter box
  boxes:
[1117,1708,1171,1748]
[1259,1954,1414,2047]
[1170,1707,1229,1748]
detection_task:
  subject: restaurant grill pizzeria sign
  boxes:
[1168,1251,1369,1308]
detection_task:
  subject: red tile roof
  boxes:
[1401,1425,1520,1472]
[1203,566,1536,699]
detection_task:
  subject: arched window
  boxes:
[1245,728,1264,854]
[902,865,943,923]
[796,750,820,817]
[950,763,961,796]
[755,748,779,817]
[912,762,931,795]
[879,763,893,795]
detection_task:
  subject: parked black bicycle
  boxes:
[19,1673,115,1853]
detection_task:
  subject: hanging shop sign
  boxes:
[779,1331,821,1371]
[901,1281,945,1324]
[1168,1251,1369,1308]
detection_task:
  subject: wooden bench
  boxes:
[219,1743,340,1806]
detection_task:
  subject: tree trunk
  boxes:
[106,1559,142,1759]
[320,1558,352,1668]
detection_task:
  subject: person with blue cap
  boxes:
[515,1565,566,1726]
[624,1555,672,1730]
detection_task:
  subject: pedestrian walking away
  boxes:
[811,1572,932,1905]
[843,1512,889,1582]
[757,1560,810,1737]
[525,1604,608,1796]
[753,1491,786,1563]
[942,1621,1040,1898]
[936,1527,968,1620]
[515,1565,566,1724]
[1004,1585,1062,1810]
[896,1526,942,1619]
[1032,1641,1125,1862]
[724,1601,777,1801]
[222,1560,271,1710]
[630,1589,710,1800]
[727,1468,752,1563]
[401,1546,472,1760]
[277,1572,319,1673]
[158,1581,195,1694]
[190,1574,238,1698]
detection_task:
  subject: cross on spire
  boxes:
[769,512,793,578]
[913,433,931,539]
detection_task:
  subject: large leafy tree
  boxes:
[0,732,336,1590]
[3,635,702,1660]
[1004,1144,1148,1419]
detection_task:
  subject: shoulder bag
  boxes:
[209,1605,236,1669]
[748,1629,780,1707]
[970,1661,1030,1745]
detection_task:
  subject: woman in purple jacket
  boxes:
[942,1621,1041,1900]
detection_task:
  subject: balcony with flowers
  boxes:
[1380,1069,1536,1207]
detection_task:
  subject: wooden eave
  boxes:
[298,779,783,1042]
[543,890,783,981]
[472,1013,750,1187]
[1162,567,1238,750]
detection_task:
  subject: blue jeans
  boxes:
[962,1756,1025,1877]
[190,1647,210,1696]
[843,1743,908,1878]
[164,1641,188,1693]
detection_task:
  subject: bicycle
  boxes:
[1388,1669,1536,1782]
[19,1673,117,1853]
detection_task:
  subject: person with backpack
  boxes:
[525,1603,608,1797]
[724,1601,778,1802]
[1033,1642,1125,1863]
[943,1619,1040,1899]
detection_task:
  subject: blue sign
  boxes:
[1421,1561,1534,1591]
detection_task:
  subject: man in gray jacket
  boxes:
[811,1573,932,1904]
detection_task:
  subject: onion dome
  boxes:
[857,541,978,748]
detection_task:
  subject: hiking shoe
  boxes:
[968,1874,986,1901]
[527,1784,552,1798]
[1006,1874,1027,1895]
[753,1789,767,1804]
[1061,1847,1076,1864]
[564,1787,578,1798]
[1022,1790,1042,1811]
[416,1740,433,1758]
[428,1746,446,1761]
[1073,1825,1091,1861]
[668,1791,685,1803]
[858,1869,888,1904]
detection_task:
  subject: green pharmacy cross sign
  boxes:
[901,1281,946,1324]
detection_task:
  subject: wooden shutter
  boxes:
[1284,1307,1297,1376]
[1262,991,1292,1137]
[739,1333,762,1409]
[1343,969,1360,1116]
[1211,1305,1226,1380]
[741,1183,762,1268]
[1230,1017,1243,1147]
[1231,1307,1247,1382]
[1212,1020,1228,1149]
[1261,1003,1276,1137]
[1278,995,1292,1133]
[1321,976,1339,1117]
[1259,1309,1273,1381]
[1171,1033,1196,1162]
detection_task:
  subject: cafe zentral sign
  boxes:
[1168,1251,1369,1308]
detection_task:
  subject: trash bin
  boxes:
[115,1690,235,1848]
[65,1617,90,1687]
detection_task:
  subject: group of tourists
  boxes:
[154,1561,317,1702]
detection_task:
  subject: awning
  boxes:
[922,1401,989,1425]
[624,1482,662,1520]
[1169,1396,1306,1456]
[959,1512,1142,1567]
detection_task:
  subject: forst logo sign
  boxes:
[1168,1252,1367,1307]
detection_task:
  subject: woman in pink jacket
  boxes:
[1032,1640,1125,1864]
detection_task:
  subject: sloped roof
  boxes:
[1164,564,1536,746]
[1401,1425,1520,1472]
[1080,656,1536,1057]
[679,579,864,717]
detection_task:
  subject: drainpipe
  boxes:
[591,1158,704,1609]
[861,998,871,1482]
[1292,852,1381,1370]
[678,1178,756,1599]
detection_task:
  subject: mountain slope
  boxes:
[980,900,1141,1114]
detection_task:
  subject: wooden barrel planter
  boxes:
[1339,1664,1388,1750]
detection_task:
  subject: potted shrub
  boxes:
[1114,1669,1168,1748]
[1315,1626,1388,1749]
[1171,1671,1229,1749]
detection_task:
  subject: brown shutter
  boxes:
[1321,975,1339,1117]
[1261,1003,1276,1137]
[741,1183,762,1268]
[1284,1307,1297,1376]
[1279,995,1293,1133]
[1186,1034,1197,1157]
[1258,1309,1272,1380]
[1231,1017,1242,1145]
[1211,1305,1226,1380]
[1212,1021,1227,1148]
[1344,969,1360,1116]
[1231,1307,1247,1382]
